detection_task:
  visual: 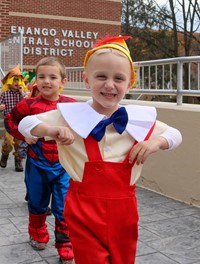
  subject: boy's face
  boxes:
[83,51,131,115]
[36,65,66,101]
[10,76,20,91]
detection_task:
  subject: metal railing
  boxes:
[65,56,200,105]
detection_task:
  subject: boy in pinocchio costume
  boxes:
[18,36,182,264]
[0,64,27,171]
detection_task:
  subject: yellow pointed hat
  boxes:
[1,64,22,84]
[83,35,136,88]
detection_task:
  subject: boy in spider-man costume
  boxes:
[5,57,76,264]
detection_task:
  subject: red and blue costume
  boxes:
[4,94,76,260]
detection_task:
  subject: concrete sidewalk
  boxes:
[0,155,200,264]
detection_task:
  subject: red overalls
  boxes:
[64,125,155,264]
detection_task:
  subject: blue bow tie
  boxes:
[90,107,128,141]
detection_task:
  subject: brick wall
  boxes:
[0,0,121,68]
[0,0,10,38]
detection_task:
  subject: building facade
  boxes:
[0,0,121,68]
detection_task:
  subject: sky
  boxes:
[153,0,200,32]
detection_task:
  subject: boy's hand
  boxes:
[31,124,75,145]
[25,137,38,144]
[18,86,24,94]
[0,104,5,111]
[31,123,74,145]
[46,126,75,145]
[129,137,169,165]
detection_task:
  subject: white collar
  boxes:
[57,102,157,142]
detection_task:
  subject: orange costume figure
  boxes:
[0,64,27,171]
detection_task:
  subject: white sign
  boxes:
[11,26,99,57]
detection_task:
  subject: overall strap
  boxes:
[124,121,156,164]
[84,121,156,163]
[84,135,102,161]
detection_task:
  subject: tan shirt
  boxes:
[19,103,182,184]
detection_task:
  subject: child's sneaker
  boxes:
[57,242,74,262]
[29,237,46,250]
[59,258,74,264]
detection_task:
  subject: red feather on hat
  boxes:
[93,35,132,48]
